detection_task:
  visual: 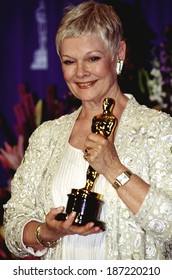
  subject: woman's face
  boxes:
[59,34,118,103]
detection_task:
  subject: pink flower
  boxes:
[0,135,24,170]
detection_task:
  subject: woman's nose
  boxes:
[76,62,89,77]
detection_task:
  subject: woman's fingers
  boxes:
[69,221,103,236]
[62,211,77,229]
[46,206,65,222]
[45,208,102,238]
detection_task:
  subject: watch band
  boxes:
[112,170,132,190]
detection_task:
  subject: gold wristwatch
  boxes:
[112,170,132,190]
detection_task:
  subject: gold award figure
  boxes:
[84,98,117,193]
[56,98,118,230]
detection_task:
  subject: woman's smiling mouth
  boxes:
[77,80,97,89]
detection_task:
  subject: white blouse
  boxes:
[52,143,107,259]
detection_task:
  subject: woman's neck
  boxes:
[79,90,128,122]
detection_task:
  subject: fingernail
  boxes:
[89,222,94,227]
[71,211,76,216]
[94,227,100,231]
[57,206,64,211]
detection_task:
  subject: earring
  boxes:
[116,59,124,75]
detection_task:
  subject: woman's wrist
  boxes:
[112,170,133,190]
[35,223,59,248]
[105,162,127,185]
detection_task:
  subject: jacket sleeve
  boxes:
[3,121,55,258]
[134,112,172,258]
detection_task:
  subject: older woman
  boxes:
[4,1,172,260]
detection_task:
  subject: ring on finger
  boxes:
[84,147,90,159]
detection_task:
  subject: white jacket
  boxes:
[4,95,172,259]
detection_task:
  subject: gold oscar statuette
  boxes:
[56,98,118,230]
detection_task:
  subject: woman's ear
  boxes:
[117,40,126,61]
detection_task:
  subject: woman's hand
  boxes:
[23,207,102,251]
[84,132,123,178]
[40,207,102,242]
[83,133,150,215]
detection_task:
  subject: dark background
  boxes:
[0,0,172,187]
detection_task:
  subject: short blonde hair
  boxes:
[55,1,123,58]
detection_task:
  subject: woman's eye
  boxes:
[89,56,100,62]
[63,60,74,65]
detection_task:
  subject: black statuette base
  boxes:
[55,188,106,231]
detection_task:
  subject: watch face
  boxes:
[113,170,132,189]
[117,172,130,185]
